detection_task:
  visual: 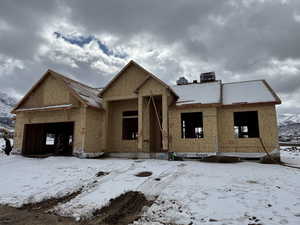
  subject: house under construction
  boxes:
[12,60,281,159]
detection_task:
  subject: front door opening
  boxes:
[148,96,162,152]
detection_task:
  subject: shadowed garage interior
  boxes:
[22,122,74,156]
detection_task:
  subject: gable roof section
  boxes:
[134,75,179,98]
[172,81,221,105]
[222,80,281,105]
[51,71,102,109]
[12,70,102,113]
[99,60,178,99]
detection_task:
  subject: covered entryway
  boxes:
[22,122,74,156]
[147,95,163,152]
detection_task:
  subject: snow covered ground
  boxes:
[281,146,300,167]
[0,154,299,225]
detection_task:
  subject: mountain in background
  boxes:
[278,113,300,126]
[0,91,17,130]
[278,113,300,140]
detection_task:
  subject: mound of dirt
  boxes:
[0,205,77,225]
[135,171,152,177]
[91,191,153,225]
[20,189,82,212]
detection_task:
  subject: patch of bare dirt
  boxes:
[20,189,83,212]
[0,191,155,225]
[96,171,109,177]
[90,191,154,225]
[0,205,78,225]
[0,190,84,225]
[135,171,152,177]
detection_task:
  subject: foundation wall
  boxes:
[169,106,218,152]
[218,104,279,153]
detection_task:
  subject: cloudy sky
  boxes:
[1,0,300,114]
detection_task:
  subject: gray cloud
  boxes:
[1,0,300,115]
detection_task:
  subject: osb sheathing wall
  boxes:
[107,99,139,152]
[218,104,279,153]
[20,75,79,109]
[102,65,147,100]
[84,108,104,153]
[138,78,168,97]
[169,106,218,152]
[14,109,83,153]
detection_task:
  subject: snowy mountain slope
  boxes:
[0,92,17,118]
[278,113,300,126]
[0,91,17,130]
[278,113,300,138]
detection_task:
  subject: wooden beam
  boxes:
[138,96,143,151]
[162,92,168,151]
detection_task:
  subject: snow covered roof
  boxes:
[172,81,221,105]
[172,80,280,106]
[222,80,279,105]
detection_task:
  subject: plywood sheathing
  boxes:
[218,104,278,153]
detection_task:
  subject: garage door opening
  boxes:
[22,122,74,156]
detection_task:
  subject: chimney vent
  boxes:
[176,77,189,85]
[200,72,216,83]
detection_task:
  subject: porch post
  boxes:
[103,101,109,151]
[162,93,169,151]
[138,95,143,151]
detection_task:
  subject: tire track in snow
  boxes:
[136,163,186,198]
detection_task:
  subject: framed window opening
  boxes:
[122,110,138,140]
[181,112,204,139]
[45,133,55,145]
[234,111,260,138]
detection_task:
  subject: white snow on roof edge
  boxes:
[222,80,277,105]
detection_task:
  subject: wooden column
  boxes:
[80,105,87,152]
[103,101,109,151]
[162,93,169,151]
[138,96,143,151]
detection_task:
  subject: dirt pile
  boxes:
[91,191,154,225]
[20,189,82,212]
[0,190,154,225]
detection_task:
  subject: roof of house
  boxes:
[51,71,102,109]
[172,81,221,105]
[172,79,281,106]
[13,61,281,113]
[99,60,179,99]
[12,70,103,113]
[222,80,280,105]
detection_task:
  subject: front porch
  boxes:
[103,93,170,154]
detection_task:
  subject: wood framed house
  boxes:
[12,60,281,158]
